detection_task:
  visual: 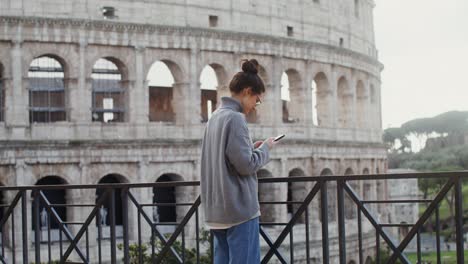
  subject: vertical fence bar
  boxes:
[417,229,421,264]
[97,196,102,264]
[358,207,363,264]
[321,181,329,264]
[337,180,346,264]
[47,212,51,263]
[454,176,464,264]
[210,230,214,264]
[376,232,380,264]
[34,191,41,264]
[122,188,130,264]
[196,208,200,264]
[138,205,142,264]
[86,228,89,263]
[109,189,116,264]
[182,227,186,263]
[59,225,63,260]
[151,227,155,263]
[21,191,29,264]
[290,225,294,264]
[11,210,15,264]
[305,207,310,264]
[435,205,441,264]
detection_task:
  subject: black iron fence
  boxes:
[0,171,466,263]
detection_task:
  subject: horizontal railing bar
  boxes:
[140,203,194,206]
[0,181,200,190]
[380,224,414,227]
[362,199,432,204]
[152,222,181,226]
[0,171,467,191]
[61,222,85,225]
[259,201,304,205]
[260,223,289,226]
[48,204,96,207]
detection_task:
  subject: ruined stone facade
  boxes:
[0,0,386,262]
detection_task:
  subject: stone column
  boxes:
[130,45,148,124]
[278,158,288,224]
[73,36,91,124]
[304,60,314,125]
[7,39,29,135]
[330,65,338,128]
[136,160,152,243]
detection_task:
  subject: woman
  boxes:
[200,59,277,263]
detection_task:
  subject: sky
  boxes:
[374,0,468,128]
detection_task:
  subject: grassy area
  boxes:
[418,183,468,224]
[406,250,468,263]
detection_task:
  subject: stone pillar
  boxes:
[7,39,29,133]
[304,61,314,125]
[330,66,338,128]
[130,45,148,124]
[174,47,201,125]
[74,38,91,124]
[69,38,86,123]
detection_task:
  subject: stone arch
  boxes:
[147,60,177,122]
[313,72,331,127]
[96,174,128,228]
[348,260,357,264]
[199,63,228,122]
[281,69,303,123]
[362,168,370,174]
[28,55,67,123]
[337,76,352,128]
[257,169,275,222]
[356,80,367,128]
[91,57,128,122]
[32,176,68,232]
[365,256,373,264]
[153,173,184,225]
[288,168,307,223]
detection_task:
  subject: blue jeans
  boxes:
[212,217,260,264]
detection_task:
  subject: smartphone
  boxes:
[273,134,285,142]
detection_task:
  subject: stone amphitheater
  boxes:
[0,0,388,262]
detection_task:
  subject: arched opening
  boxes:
[257,169,275,223]
[288,168,307,223]
[32,176,67,242]
[96,174,126,232]
[147,61,176,122]
[337,77,352,128]
[348,260,357,264]
[28,56,66,123]
[344,168,357,219]
[91,58,126,122]
[356,80,367,128]
[0,63,4,122]
[319,168,336,222]
[153,174,183,224]
[313,72,331,127]
[200,65,218,122]
[281,70,302,123]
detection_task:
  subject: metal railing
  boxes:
[0,171,465,263]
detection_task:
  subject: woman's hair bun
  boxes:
[241,59,259,74]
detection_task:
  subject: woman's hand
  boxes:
[253,141,263,149]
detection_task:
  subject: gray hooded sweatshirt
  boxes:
[201,97,270,225]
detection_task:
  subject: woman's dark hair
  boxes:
[229,59,266,95]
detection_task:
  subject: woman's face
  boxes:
[240,87,264,115]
